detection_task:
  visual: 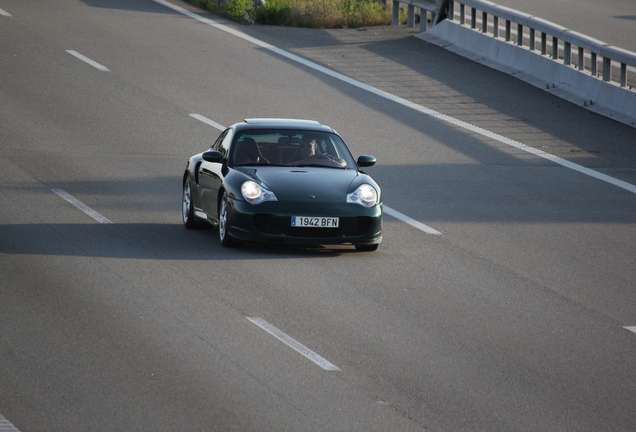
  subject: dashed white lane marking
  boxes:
[0,8,11,16]
[624,327,636,335]
[190,114,442,235]
[383,206,442,235]
[156,0,636,196]
[65,50,110,71]
[51,188,113,224]
[247,317,341,371]
[189,113,225,131]
[0,413,21,432]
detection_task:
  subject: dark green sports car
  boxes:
[182,118,382,251]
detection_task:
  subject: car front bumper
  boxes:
[225,198,382,246]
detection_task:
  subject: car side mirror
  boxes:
[357,155,376,167]
[202,150,223,162]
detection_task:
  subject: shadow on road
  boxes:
[0,222,365,259]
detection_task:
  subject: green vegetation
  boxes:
[188,0,405,28]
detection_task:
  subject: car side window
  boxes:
[218,129,234,159]
[210,129,228,151]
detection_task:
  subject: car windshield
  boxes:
[231,130,357,169]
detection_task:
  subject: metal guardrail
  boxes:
[391,0,447,30]
[392,0,636,90]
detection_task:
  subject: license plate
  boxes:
[291,216,339,228]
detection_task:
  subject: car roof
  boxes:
[232,118,337,134]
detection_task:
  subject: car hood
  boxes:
[247,167,361,202]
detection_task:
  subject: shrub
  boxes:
[253,0,293,26]
[223,0,253,22]
[187,0,392,29]
[341,0,390,27]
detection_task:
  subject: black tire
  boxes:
[218,192,241,247]
[355,244,378,252]
[182,174,203,229]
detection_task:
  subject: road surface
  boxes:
[1,0,635,431]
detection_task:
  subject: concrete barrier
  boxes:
[406,1,636,127]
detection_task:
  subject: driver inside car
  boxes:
[294,134,346,167]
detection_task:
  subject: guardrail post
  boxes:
[392,0,399,25]
[603,57,611,82]
[564,41,571,65]
[493,15,499,38]
[459,3,465,25]
[517,23,523,45]
[541,33,547,55]
[591,52,597,76]
[407,4,415,27]
[505,20,511,42]
[578,47,584,71]
[620,63,627,87]
[529,28,535,51]
[552,36,558,59]
[470,6,476,29]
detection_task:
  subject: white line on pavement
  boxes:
[154,0,636,196]
[189,114,225,131]
[189,114,442,235]
[0,8,11,16]
[51,188,113,224]
[624,326,636,335]
[0,413,21,432]
[247,317,341,371]
[383,206,442,235]
[65,50,110,72]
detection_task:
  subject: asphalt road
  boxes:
[1,0,636,431]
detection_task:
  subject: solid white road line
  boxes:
[624,327,636,335]
[65,50,110,72]
[0,8,11,16]
[0,413,21,432]
[51,188,113,224]
[189,114,443,235]
[247,317,341,371]
[154,0,636,196]
[383,206,442,235]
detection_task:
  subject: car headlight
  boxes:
[347,184,378,207]
[241,180,277,204]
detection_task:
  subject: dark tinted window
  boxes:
[232,130,356,169]
[210,129,228,151]
[218,129,234,159]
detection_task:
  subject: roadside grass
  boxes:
[187,0,412,28]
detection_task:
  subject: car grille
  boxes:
[344,217,373,236]
[253,215,373,238]
[287,227,341,238]
[253,214,284,235]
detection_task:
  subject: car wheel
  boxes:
[355,244,378,252]
[182,174,202,229]
[218,192,240,247]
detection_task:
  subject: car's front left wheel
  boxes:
[218,192,241,247]
[182,174,203,229]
